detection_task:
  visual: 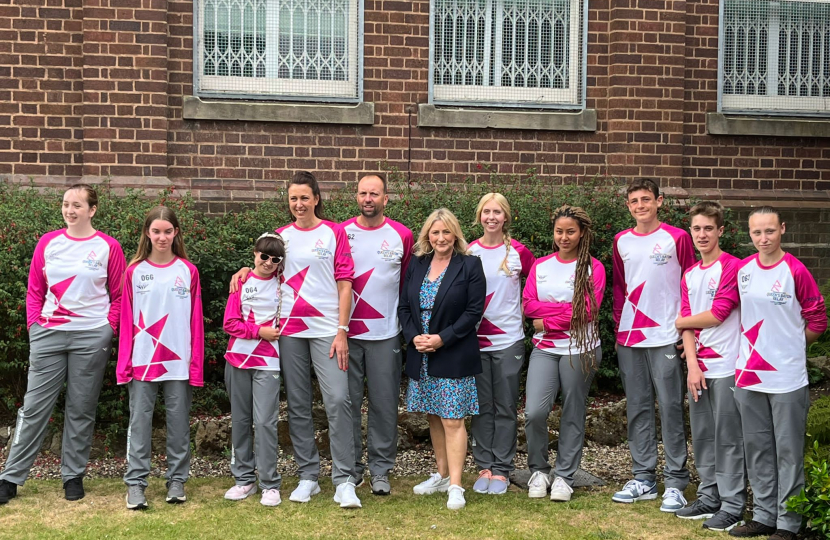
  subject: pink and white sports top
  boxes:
[276,220,354,338]
[117,258,205,386]
[680,252,741,379]
[342,217,413,340]
[224,274,281,371]
[613,223,695,347]
[523,253,606,355]
[27,230,126,332]
[469,238,535,351]
[736,253,827,393]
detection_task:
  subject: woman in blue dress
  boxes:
[398,208,486,510]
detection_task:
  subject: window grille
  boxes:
[430,0,586,108]
[194,0,362,101]
[719,0,830,115]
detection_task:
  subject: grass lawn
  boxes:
[0,476,726,540]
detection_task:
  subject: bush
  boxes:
[808,395,830,446]
[787,439,830,539]
[0,172,750,432]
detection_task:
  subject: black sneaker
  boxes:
[768,530,798,540]
[728,520,776,537]
[676,498,719,520]
[703,510,744,531]
[0,480,18,504]
[63,477,85,501]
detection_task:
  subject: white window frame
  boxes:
[718,0,830,116]
[193,0,363,103]
[429,0,587,109]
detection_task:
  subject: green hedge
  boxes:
[0,173,751,433]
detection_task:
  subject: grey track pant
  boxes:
[617,344,689,490]
[471,339,525,477]
[734,386,809,533]
[348,335,402,477]
[124,379,192,487]
[225,363,282,490]
[0,323,112,485]
[279,335,356,486]
[689,375,746,515]
[525,346,601,486]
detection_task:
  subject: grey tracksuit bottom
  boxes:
[525,346,601,486]
[348,335,402,478]
[0,324,112,485]
[617,344,690,490]
[471,339,525,477]
[734,386,809,533]
[279,335,357,486]
[688,375,746,515]
[225,363,282,490]
[124,379,192,487]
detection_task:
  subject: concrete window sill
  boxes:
[418,104,597,131]
[182,96,375,125]
[707,112,830,137]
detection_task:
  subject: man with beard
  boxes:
[341,174,413,495]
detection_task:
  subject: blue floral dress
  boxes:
[405,265,479,419]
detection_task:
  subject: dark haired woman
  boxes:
[229,171,361,509]
[522,205,606,502]
[117,206,204,510]
[0,184,126,504]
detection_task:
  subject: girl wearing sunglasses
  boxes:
[222,232,287,506]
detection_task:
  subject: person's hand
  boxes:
[413,334,430,353]
[229,267,252,293]
[330,329,349,371]
[258,326,280,342]
[687,366,707,403]
[421,334,443,352]
[532,319,544,333]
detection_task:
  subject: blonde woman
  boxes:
[468,193,535,495]
[398,208,486,510]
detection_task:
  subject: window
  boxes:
[429,0,586,108]
[194,0,362,102]
[719,0,830,116]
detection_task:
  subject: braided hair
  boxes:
[552,204,598,374]
[474,192,513,275]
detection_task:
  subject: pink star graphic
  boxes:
[281,266,324,334]
[348,268,385,337]
[42,275,82,327]
[736,319,774,388]
[134,311,180,380]
[620,282,660,346]
[478,292,507,348]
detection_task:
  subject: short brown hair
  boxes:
[689,201,724,228]
[358,173,387,193]
[748,205,782,225]
[626,178,660,199]
[67,183,98,209]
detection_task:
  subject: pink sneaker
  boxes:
[260,488,282,507]
[224,483,257,501]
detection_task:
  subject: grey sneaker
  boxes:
[676,498,718,520]
[370,475,391,496]
[126,485,148,510]
[166,480,186,504]
[703,510,744,532]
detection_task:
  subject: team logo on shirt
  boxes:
[649,243,672,266]
[566,273,575,290]
[171,276,190,298]
[706,277,718,299]
[377,239,402,262]
[83,250,103,270]
[311,239,332,260]
[766,280,791,306]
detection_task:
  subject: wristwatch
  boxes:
[337,325,349,332]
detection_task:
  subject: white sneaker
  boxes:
[549,476,574,502]
[289,480,321,503]
[260,488,281,507]
[527,471,551,498]
[333,482,362,508]
[413,473,450,495]
[224,483,257,501]
[660,487,687,513]
[446,485,466,510]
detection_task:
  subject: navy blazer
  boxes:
[398,251,486,380]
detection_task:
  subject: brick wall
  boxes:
[0,0,828,275]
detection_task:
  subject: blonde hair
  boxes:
[130,206,188,266]
[414,208,469,257]
[474,192,513,275]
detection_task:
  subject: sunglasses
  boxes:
[258,253,284,265]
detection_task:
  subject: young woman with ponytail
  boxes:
[521,205,606,502]
[467,193,535,495]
